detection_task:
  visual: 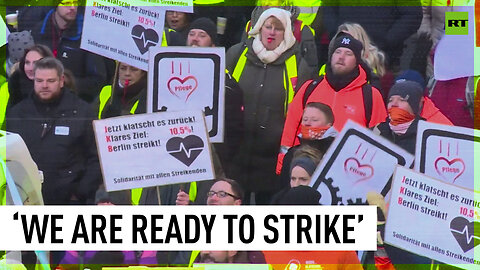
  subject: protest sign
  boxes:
[310,120,414,205]
[385,166,480,268]
[415,120,479,191]
[148,47,225,142]
[93,110,214,192]
[81,0,166,70]
[1,17,8,47]
[434,6,475,79]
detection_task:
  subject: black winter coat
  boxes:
[226,38,313,192]
[376,117,422,155]
[7,89,101,204]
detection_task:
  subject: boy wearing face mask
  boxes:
[374,80,425,155]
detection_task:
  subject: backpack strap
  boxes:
[362,83,373,127]
[302,75,324,109]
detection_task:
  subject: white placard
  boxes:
[93,110,214,192]
[310,120,414,205]
[434,6,475,80]
[385,166,480,268]
[148,47,225,143]
[415,120,479,191]
[81,1,166,70]
[1,16,8,47]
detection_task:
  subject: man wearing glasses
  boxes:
[206,178,243,205]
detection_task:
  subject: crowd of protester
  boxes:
[1,0,477,269]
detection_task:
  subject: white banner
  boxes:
[148,47,225,143]
[0,206,376,251]
[1,16,8,47]
[385,166,480,268]
[93,110,214,192]
[415,120,479,191]
[434,6,475,80]
[310,120,414,205]
[81,1,166,70]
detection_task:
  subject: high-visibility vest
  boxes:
[193,0,224,4]
[0,82,9,129]
[293,0,321,25]
[231,46,298,113]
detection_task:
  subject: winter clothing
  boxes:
[375,117,422,155]
[421,97,453,125]
[273,185,321,205]
[279,131,336,190]
[189,17,218,45]
[7,89,101,204]
[388,80,424,115]
[330,32,363,63]
[7,69,34,107]
[280,64,386,154]
[226,35,312,194]
[244,6,318,69]
[31,8,107,102]
[7,31,35,64]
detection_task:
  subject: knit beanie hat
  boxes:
[329,32,363,63]
[395,69,426,90]
[8,31,35,64]
[189,17,217,45]
[290,156,317,177]
[388,81,424,115]
[276,185,321,205]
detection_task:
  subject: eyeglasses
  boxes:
[207,190,238,199]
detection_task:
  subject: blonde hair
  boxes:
[333,23,386,77]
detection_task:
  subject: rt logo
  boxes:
[445,12,468,35]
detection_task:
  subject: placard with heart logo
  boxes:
[434,157,465,183]
[343,157,374,184]
[167,76,198,102]
[450,216,480,253]
[131,24,159,55]
[166,135,204,167]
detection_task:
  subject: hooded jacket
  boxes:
[32,8,107,102]
[420,96,453,126]
[226,37,312,192]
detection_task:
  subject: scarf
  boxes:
[300,125,330,140]
[388,107,415,126]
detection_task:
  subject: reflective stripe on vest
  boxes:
[232,47,297,113]
[189,181,197,202]
[193,0,224,4]
[97,85,139,120]
[0,82,10,128]
[189,250,201,267]
[97,85,141,205]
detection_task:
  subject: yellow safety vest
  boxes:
[231,47,298,113]
[193,0,224,4]
[293,0,321,25]
[0,82,10,129]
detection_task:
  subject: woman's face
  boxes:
[118,63,144,87]
[290,166,312,188]
[24,50,43,80]
[388,95,414,114]
[301,107,329,127]
[260,16,285,51]
[166,11,188,31]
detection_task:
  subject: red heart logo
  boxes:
[344,157,374,184]
[167,76,198,102]
[434,157,465,183]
